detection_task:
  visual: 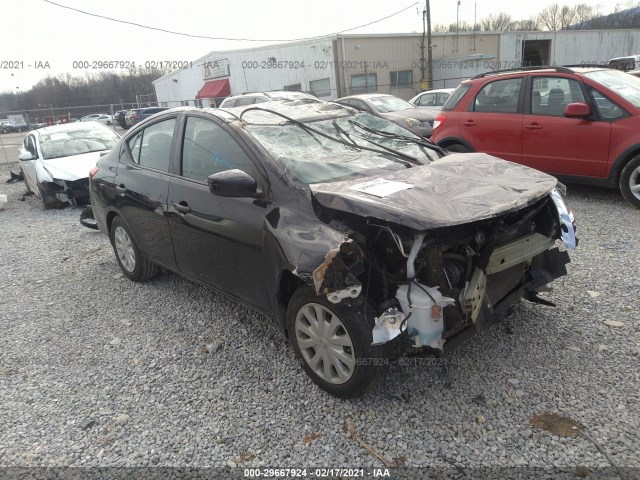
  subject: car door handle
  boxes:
[114,184,126,195]
[462,120,476,127]
[173,202,192,214]
[524,123,543,130]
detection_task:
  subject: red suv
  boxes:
[431,67,640,209]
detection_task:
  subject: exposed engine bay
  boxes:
[312,188,576,353]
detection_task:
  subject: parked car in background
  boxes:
[219,90,319,108]
[0,121,9,133]
[18,122,120,208]
[608,55,640,78]
[113,110,127,128]
[90,101,576,397]
[80,114,103,122]
[431,66,640,209]
[95,114,114,126]
[409,88,455,110]
[125,107,168,127]
[335,94,437,137]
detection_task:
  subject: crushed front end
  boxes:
[312,186,576,355]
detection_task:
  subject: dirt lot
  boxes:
[0,159,638,478]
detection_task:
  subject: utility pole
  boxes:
[420,6,426,88]
[426,0,433,90]
[456,0,461,54]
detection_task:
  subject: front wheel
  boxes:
[287,287,389,398]
[109,216,158,281]
[444,143,469,153]
[620,155,640,209]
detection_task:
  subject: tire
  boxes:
[79,206,99,230]
[37,185,63,209]
[109,216,158,282]
[445,143,469,153]
[620,155,640,209]
[287,286,389,398]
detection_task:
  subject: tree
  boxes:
[513,17,542,31]
[559,5,578,28]
[539,3,562,30]
[481,12,514,31]
[572,3,596,24]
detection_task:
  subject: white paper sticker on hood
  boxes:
[349,178,413,197]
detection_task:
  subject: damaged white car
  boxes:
[90,102,577,398]
[18,122,120,208]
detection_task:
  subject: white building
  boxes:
[153,30,640,106]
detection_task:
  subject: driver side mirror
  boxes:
[564,102,591,118]
[19,151,35,161]
[208,169,257,197]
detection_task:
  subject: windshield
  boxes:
[39,127,120,160]
[585,69,640,108]
[246,111,439,185]
[368,96,415,113]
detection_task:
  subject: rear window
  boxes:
[441,84,471,111]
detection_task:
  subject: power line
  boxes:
[42,1,419,42]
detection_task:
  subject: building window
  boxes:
[351,74,377,94]
[310,78,331,97]
[284,83,302,91]
[390,70,413,89]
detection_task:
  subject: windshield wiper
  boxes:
[348,119,449,156]
[240,106,418,168]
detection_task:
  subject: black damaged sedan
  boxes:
[90,101,577,398]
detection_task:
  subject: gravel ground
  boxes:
[0,161,638,478]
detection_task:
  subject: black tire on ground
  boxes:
[445,143,470,153]
[79,206,99,230]
[109,216,158,282]
[37,185,63,209]
[286,286,390,398]
[619,155,640,209]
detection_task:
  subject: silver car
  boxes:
[335,94,436,137]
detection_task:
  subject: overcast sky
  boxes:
[1,0,616,94]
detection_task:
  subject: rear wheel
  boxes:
[110,216,158,281]
[287,286,389,398]
[620,155,640,209]
[445,143,469,153]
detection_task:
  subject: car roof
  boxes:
[468,65,613,81]
[417,88,455,94]
[338,94,395,101]
[163,102,355,125]
[32,121,109,136]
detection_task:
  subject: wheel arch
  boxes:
[436,136,476,152]
[610,144,640,187]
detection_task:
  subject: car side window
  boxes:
[181,116,254,182]
[25,135,36,156]
[589,89,627,121]
[436,92,450,105]
[474,78,522,113]
[222,98,238,108]
[531,77,585,116]
[254,97,267,104]
[236,97,256,106]
[418,93,435,106]
[350,99,371,112]
[126,118,175,172]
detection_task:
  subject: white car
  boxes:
[18,122,120,208]
[95,114,114,126]
[409,88,455,110]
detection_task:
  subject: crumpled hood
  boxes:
[310,153,558,231]
[41,151,103,181]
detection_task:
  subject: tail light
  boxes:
[433,114,446,129]
[89,166,99,183]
